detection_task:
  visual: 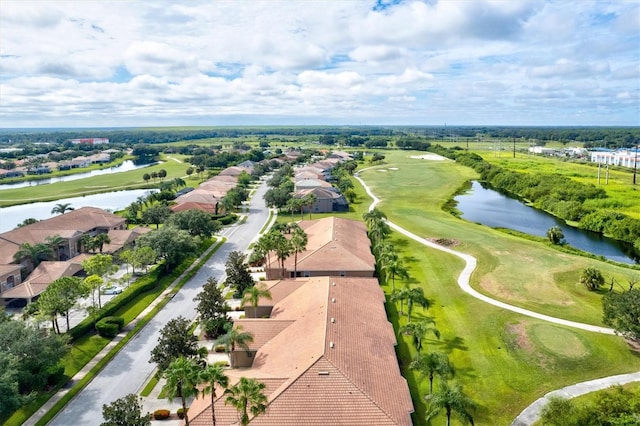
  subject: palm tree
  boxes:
[399,318,440,352]
[425,381,476,426]
[199,364,229,426]
[93,233,111,253]
[224,377,268,426]
[362,208,387,228]
[243,283,272,307]
[406,287,431,322]
[51,203,74,215]
[269,230,292,278]
[410,352,454,394]
[162,356,201,426]
[303,193,316,219]
[579,267,605,291]
[13,242,53,269]
[390,287,411,315]
[382,258,409,293]
[290,226,308,277]
[368,218,391,245]
[45,234,66,260]
[214,326,254,368]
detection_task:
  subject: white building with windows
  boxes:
[590,148,638,168]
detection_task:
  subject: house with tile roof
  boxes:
[188,276,414,425]
[265,217,374,279]
[0,207,127,305]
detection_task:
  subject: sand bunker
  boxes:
[410,154,447,161]
[378,169,388,172]
[389,167,399,170]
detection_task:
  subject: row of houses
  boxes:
[0,207,150,307]
[291,151,351,213]
[0,150,117,178]
[187,216,414,425]
[171,161,257,214]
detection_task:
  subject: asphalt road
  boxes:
[49,180,272,426]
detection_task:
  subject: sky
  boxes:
[0,0,638,128]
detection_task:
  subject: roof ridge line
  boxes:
[323,356,401,425]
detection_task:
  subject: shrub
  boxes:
[46,364,66,387]
[153,409,171,420]
[177,408,189,419]
[214,344,226,353]
[96,316,125,338]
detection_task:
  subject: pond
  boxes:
[0,160,152,191]
[454,181,638,264]
[0,189,155,233]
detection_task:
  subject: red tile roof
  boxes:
[188,276,413,425]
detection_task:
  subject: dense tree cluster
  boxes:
[0,316,69,421]
[541,386,640,426]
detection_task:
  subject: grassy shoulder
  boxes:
[5,237,224,426]
[357,150,640,425]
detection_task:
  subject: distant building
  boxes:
[69,138,109,145]
[590,148,638,168]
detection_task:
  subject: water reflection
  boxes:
[454,181,638,264]
[0,160,152,190]
[0,189,155,233]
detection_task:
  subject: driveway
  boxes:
[47,180,271,426]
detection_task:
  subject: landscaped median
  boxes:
[6,237,225,426]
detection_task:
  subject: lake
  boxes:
[0,160,152,190]
[0,189,155,233]
[454,181,638,264]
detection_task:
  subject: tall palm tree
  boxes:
[13,242,53,269]
[224,377,268,426]
[45,234,66,260]
[406,287,431,322]
[199,364,229,426]
[51,203,74,215]
[382,258,409,293]
[242,284,272,309]
[303,193,316,219]
[93,233,111,253]
[390,287,411,315]
[214,326,254,368]
[425,381,476,426]
[410,352,454,394]
[399,318,440,352]
[162,356,201,426]
[290,226,308,278]
[362,208,387,228]
[368,218,391,245]
[269,230,292,278]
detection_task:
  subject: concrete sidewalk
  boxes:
[24,237,224,426]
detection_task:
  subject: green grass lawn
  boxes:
[0,154,192,207]
[356,150,640,425]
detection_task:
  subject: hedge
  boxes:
[95,316,124,338]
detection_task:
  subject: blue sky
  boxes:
[0,0,638,128]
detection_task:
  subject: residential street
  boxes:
[47,180,272,426]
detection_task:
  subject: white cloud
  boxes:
[0,0,638,126]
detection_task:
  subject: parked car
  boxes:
[103,286,124,295]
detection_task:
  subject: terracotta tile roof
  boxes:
[219,166,246,177]
[0,207,124,264]
[267,217,375,275]
[232,319,295,351]
[175,189,218,205]
[102,227,152,253]
[0,258,85,299]
[188,276,413,425]
[170,202,216,213]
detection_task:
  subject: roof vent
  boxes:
[332,282,336,286]
[331,298,336,303]
[330,341,335,348]
[331,317,335,323]
[318,371,330,376]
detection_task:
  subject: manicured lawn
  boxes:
[0,154,191,207]
[357,150,640,425]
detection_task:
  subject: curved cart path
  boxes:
[354,171,640,425]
